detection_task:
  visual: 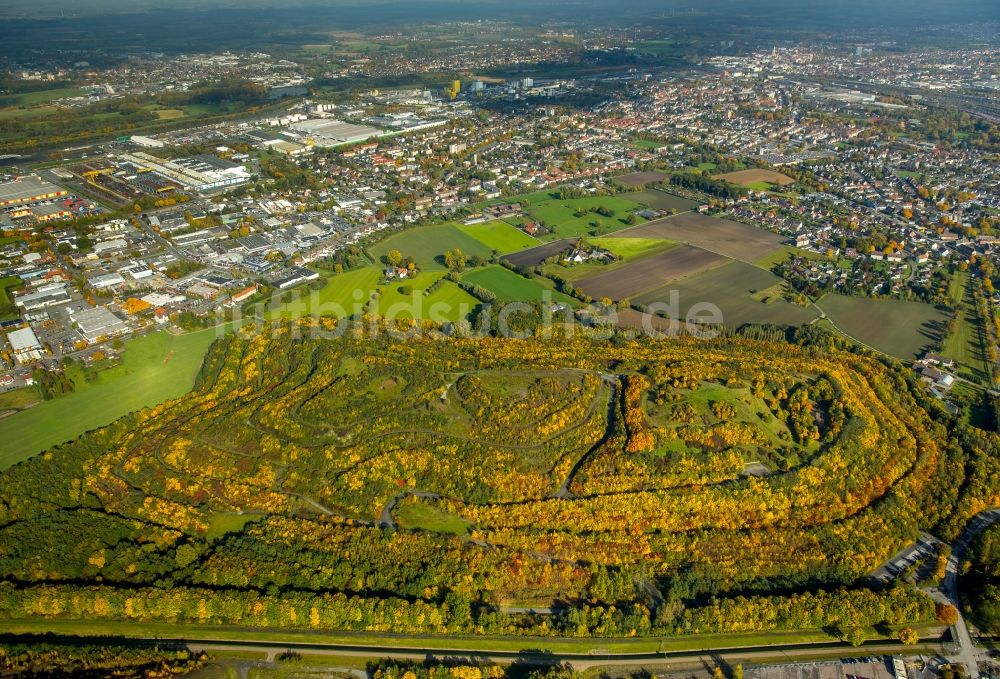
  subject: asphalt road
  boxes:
[169,635,937,671]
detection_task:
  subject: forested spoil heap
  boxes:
[1,320,998,638]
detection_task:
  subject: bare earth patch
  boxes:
[576,245,727,300]
[616,171,670,187]
[618,212,784,262]
[503,238,579,268]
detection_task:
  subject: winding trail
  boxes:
[553,375,619,499]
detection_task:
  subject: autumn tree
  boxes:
[936,603,959,626]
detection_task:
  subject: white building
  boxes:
[69,306,129,342]
[7,326,43,364]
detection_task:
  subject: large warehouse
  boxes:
[0,176,68,208]
[119,152,252,194]
[69,306,129,342]
[287,119,383,147]
[7,326,43,364]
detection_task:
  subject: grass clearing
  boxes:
[818,294,950,361]
[153,108,187,120]
[0,328,226,469]
[395,500,471,535]
[205,513,261,540]
[456,221,539,253]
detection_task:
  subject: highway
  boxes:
[119,635,942,671]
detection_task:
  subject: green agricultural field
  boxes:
[368,224,493,271]
[941,271,990,382]
[586,237,676,261]
[635,261,819,328]
[265,267,382,320]
[0,328,225,468]
[456,221,539,254]
[463,265,576,305]
[817,294,950,361]
[524,195,646,240]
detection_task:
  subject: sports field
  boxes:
[714,169,795,187]
[817,294,950,360]
[632,189,700,213]
[462,265,576,305]
[368,224,493,270]
[634,261,819,328]
[620,212,785,262]
[0,328,225,468]
[456,221,539,254]
[577,245,727,300]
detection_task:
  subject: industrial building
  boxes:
[14,283,72,312]
[286,119,383,147]
[69,306,129,343]
[7,326,43,364]
[119,152,252,194]
[0,176,68,209]
[273,267,320,289]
